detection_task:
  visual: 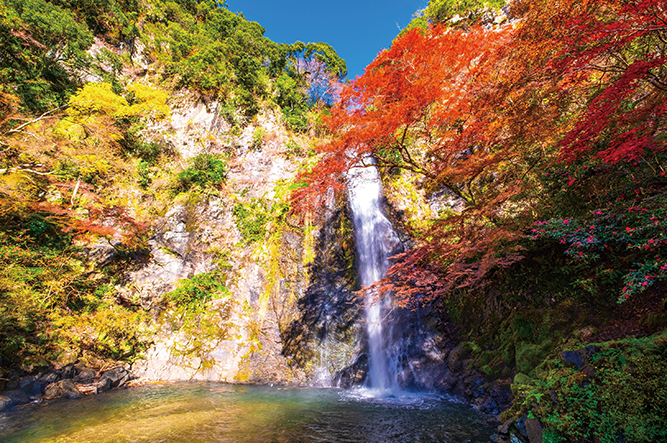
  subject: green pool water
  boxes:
[0,383,497,442]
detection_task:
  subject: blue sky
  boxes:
[225,0,427,80]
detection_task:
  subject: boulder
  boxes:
[19,379,43,399]
[74,368,96,382]
[0,390,30,410]
[44,379,83,399]
[60,364,77,380]
[560,350,584,370]
[0,396,13,412]
[447,344,468,372]
[6,370,21,390]
[97,377,113,392]
[101,367,128,387]
[39,371,60,384]
[525,418,543,443]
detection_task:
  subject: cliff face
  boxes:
[117,94,337,384]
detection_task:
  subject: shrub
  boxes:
[175,153,227,191]
[232,199,271,244]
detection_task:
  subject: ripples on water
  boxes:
[0,383,496,442]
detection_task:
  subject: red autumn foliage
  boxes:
[32,199,148,251]
[528,0,667,163]
[295,0,667,306]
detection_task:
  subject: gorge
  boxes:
[1,0,667,442]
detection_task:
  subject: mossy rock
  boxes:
[515,340,552,377]
[511,372,533,397]
[646,312,667,332]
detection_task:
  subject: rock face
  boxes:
[128,97,322,385]
[282,200,361,385]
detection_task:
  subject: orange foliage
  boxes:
[295,0,667,305]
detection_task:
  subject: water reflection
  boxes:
[0,383,496,442]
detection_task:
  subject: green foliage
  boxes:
[302,42,347,78]
[164,270,228,311]
[49,0,142,44]
[284,138,303,158]
[0,228,150,367]
[515,333,667,443]
[533,205,667,301]
[232,182,300,245]
[0,0,93,111]
[142,1,345,117]
[175,153,227,191]
[162,270,233,361]
[233,199,271,244]
[137,160,151,188]
[275,73,309,131]
[251,127,265,150]
[1,0,346,117]
[403,0,505,34]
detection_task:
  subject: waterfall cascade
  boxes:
[347,164,403,394]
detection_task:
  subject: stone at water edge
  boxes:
[97,377,113,392]
[38,371,60,385]
[44,379,83,399]
[101,367,130,387]
[60,363,77,380]
[19,378,43,399]
[0,390,31,411]
[73,368,96,382]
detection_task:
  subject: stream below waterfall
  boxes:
[0,383,496,442]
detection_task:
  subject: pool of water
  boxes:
[0,383,497,442]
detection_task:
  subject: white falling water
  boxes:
[347,163,402,395]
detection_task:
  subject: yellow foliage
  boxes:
[52,117,86,140]
[67,82,171,121]
[67,82,128,117]
[125,83,171,120]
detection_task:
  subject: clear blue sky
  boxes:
[225,0,427,80]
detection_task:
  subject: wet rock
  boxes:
[19,376,36,390]
[101,367,128,387]
[97,377,113,392]
[39,371,60,385]
[2,390,30,408]
[525,418,543,443]
[560,350,584,370]
[515,416,528,438]
[6,370,21,390]
[333,354,368,388]
[60,364,77,380]
[447,344,468,372]
[0,395,13,412]
[118,373,130,387]
[45,379,83,399]
[74,368,96,382]
[19,377,43,399]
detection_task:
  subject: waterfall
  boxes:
[347,163,403,394]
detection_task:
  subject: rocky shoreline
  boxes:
[0,364,134,412]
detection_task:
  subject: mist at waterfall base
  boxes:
[0,383,497,442]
